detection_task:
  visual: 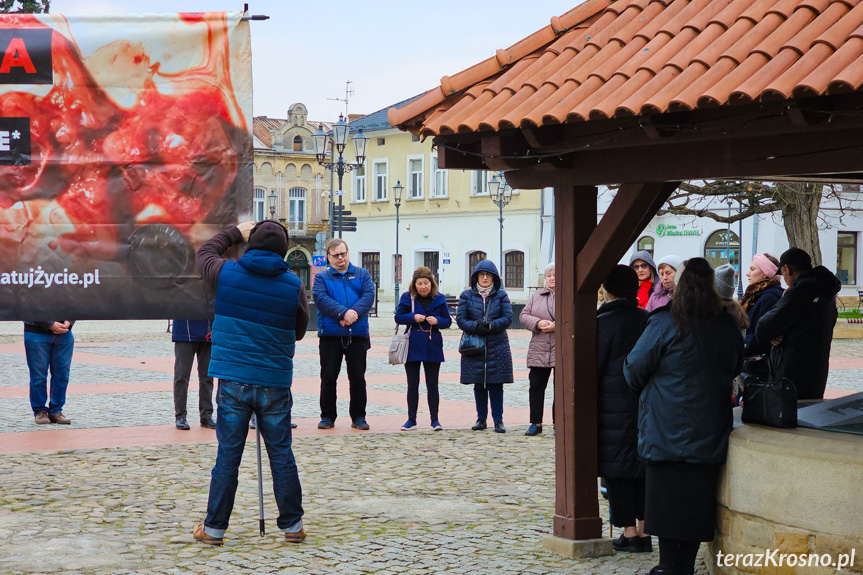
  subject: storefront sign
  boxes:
[656,224,701,237]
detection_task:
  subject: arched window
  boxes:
[505,251,525,289]
[287,250,310,288]
[468,251,487,277]
[293,135,303,152]
[637,235,655,258]
[253,187,266,221]
[704,229,740,273]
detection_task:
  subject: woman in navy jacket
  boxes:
[456,259,513,433]
[395,267,452,431]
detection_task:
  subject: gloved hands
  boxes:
[474,322,492,336]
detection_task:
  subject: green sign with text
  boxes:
[656,224,701,237]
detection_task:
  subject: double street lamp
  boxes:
[312,114,368,238]
[393,180,404,312]
[488,172,513,275]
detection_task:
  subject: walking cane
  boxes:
[255,423,265,536]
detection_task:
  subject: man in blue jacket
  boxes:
[193,219,309,546]
[171,319,214,430]
[312,238,376,430]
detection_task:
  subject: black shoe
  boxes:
[176,416,190,430]
[291,422,298,429]
[494,421,506,433]
[525,423,542,436]
[200,416,216,429]
[471,419,487,431]
[640,535,653,552]
[648,567,679,575]
[613,533,645,553]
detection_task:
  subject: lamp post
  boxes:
[488,172,513,280]
[737,200,744,299]
[268,190,277,220]
[393,180,404,312]
[313,114,368,238]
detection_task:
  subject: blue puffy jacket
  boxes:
[624,308,743,465]
[456,260,514,385]
[171,319,211,343]
[394,292,452,363]
[312,263,376,337]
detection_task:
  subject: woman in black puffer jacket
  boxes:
[597,265,650,554]
[456,259,513,433]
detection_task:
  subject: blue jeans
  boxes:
[204,379,303,537]
[474,383,504,421]
[25,330,74,415]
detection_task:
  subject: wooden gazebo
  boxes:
[389,0,863,555]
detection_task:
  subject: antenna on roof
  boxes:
[327,81,354,117]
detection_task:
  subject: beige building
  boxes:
[252,103,332,287]
[341,102,553,303]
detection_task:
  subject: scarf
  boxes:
[740,278,781,311]
[477,285,493,300]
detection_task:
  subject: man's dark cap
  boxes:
[603,264,639,299]
[247,220,289,257]
[779,247,812,270]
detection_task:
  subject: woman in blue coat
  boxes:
[395,267,452,431]
[456,259,513,433]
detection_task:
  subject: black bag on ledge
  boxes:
[740,352,798,428]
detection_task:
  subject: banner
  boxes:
[0,12,252,321]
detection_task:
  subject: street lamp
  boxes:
[488,172,513,280]
[313,114,367,238]
[393,180,404,312]
[268,190,278,220]
[737,201,744,300]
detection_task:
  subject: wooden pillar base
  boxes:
[542,535,613,559]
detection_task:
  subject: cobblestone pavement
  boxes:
[0,319,861,574]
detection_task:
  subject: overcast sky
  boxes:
[52,0,578,122]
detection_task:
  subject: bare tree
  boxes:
[657,181,862,266]
[1,0,50,13]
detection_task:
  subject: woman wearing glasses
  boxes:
[629,250,659,309]
[456,260,513,433]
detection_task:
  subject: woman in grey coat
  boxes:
[519,263,555,436]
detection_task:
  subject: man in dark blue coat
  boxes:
[171,319,214,430]
[193,220,309,546]
[312,238,376,430]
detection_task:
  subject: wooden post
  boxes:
[553,185,602,540]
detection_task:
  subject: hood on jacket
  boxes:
[239,249,290,277]
[470,259,502,293]
[795,265,841,296]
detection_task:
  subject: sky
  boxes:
[51,0,579,122]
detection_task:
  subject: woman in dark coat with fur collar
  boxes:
[456,260,513,433]
[597,265,651,553]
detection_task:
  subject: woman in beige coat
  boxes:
[519,263,555,436]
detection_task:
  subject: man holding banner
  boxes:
[193,220,309,545]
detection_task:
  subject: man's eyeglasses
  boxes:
[632,263,650,270]
[329,251,349,259]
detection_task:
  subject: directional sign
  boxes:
[333,208,352,215]
[312,256,327,267]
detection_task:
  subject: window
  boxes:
[505,251,525,289]
[637,236,655,258]
[286,250,310,289]
[288,187,306,232]
[377,137,386,146]
[374,160,388,201]
[353,165,366,202]
[393,254,402,285]
[703,229,740,275]
[412,134,421,142]
[408,156,423,199]
[362,253,380,286]
[253,187,266,221]
[471,171,490,196]
[293,135,303,152]
[837,232,858,285]
[468,251,487,277]
[432,155,448,198]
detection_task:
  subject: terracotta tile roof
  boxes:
[389,0,863,136]
[252,116,333,150]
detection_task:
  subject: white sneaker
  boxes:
[431,421,443,431]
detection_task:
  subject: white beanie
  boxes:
[715,263,737,300]
[657,254,683,272]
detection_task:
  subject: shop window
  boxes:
[837,232,857,285]
[703,230,740,276]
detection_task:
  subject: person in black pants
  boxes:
[312,239,376,430]
[625,258,743,575]
[394,267,452,431]
[171,319,215,430]
[519,263,555,436]
[596,266,650,553]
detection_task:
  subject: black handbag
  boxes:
[741,353,798,428]
[458,332,485,356]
